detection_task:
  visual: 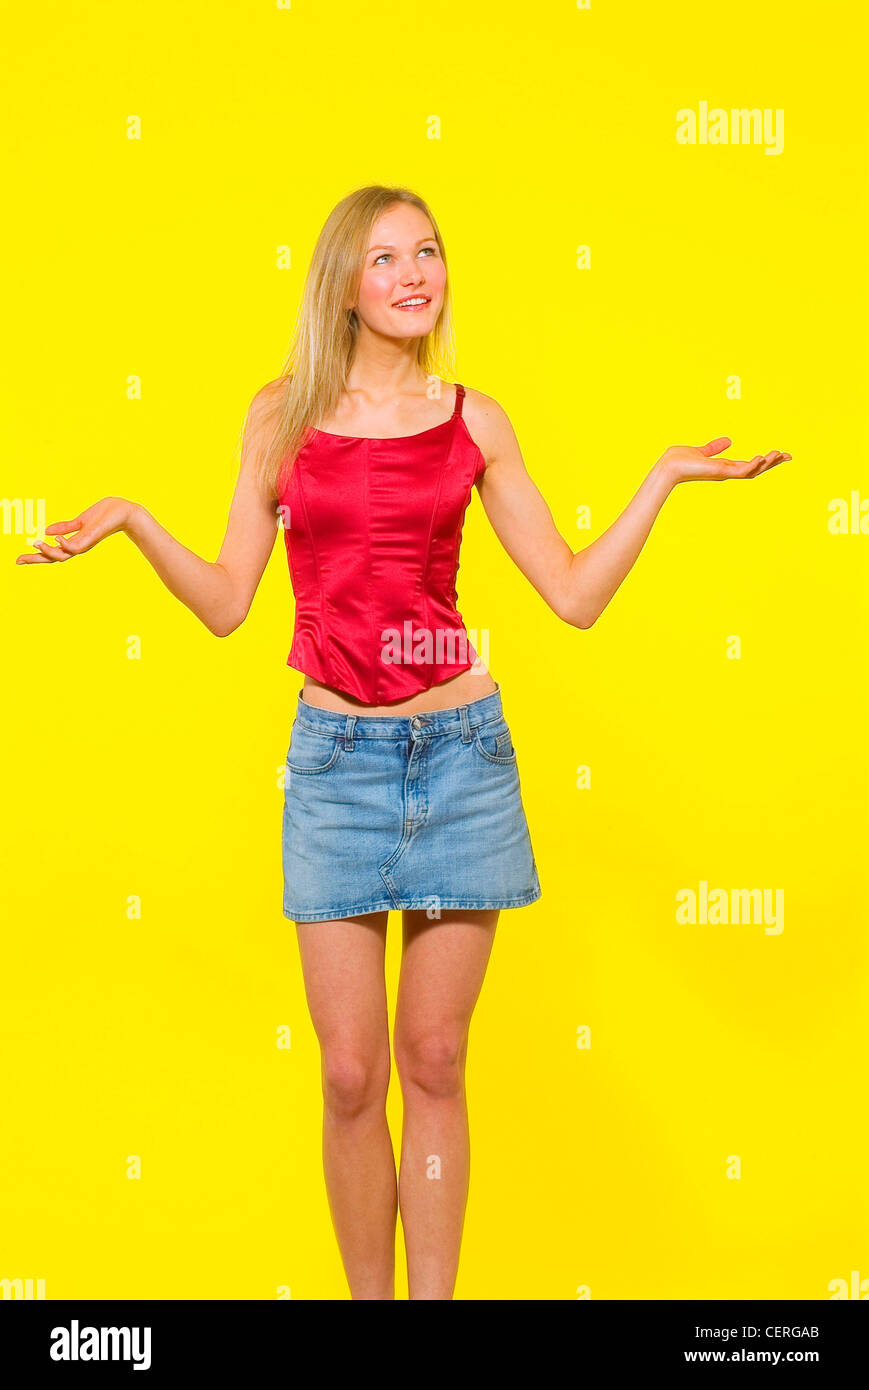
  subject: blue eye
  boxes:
[374,246,437,265]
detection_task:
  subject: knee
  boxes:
[321,1047,389,1120]
[395,1030,466,1100]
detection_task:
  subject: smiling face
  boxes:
[350,202,446,340]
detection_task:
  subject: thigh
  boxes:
[394,909,499,1046]
[295,912,390,1052]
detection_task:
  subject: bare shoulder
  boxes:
[237,377,289,504]
[249,375,288,419]
[460,385,519,468]
[241,376,288,457]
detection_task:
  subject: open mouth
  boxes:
[392,297,431,311]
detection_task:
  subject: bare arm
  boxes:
[18,380,285,638]
[126,382,282,636]
[466,390,789,629]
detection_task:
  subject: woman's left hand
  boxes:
[658,437,791,485]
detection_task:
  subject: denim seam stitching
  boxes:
[283,890,541,920]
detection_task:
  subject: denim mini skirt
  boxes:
[281,683,541,922]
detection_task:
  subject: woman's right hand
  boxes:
[15,497,138,564]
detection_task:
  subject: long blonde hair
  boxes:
[252,184,457,502]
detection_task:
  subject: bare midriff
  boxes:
[300,665,499,717]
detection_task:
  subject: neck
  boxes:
[346,332,429,400]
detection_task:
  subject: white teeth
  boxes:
[395,298,428,307]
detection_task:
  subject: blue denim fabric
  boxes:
[281,683,541,922]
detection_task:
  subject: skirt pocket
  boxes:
[286,722,344,774]
[473,717,518,765]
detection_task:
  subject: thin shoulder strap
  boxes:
[452,382,465,418]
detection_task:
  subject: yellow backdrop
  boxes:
[2,0,866,1300]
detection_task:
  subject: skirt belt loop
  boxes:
[459,705,472,743]
[343,714,357,751]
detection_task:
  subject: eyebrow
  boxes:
[367,238,437,252]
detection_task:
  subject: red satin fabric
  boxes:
[278,383,486,704]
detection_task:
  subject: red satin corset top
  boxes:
[277,382,486,704]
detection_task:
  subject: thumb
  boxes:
[700,436,732,456]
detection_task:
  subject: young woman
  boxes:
[17,184,790,1300]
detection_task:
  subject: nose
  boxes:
[398,256,425,284]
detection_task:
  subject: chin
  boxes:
[382,321,431,338]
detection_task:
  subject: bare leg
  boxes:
[294,911,395,1299]
[393,908,499,1300]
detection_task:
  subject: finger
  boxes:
[722,454,779,471]
[29,539,69,562]
[15,552,55,564]
[740,451,789,477]
[746,453,779,473]
[699,436,732,456]
[710,457,765,478]
[45,519,83,535]
[59,533,96,554]
[37,539,70,560]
